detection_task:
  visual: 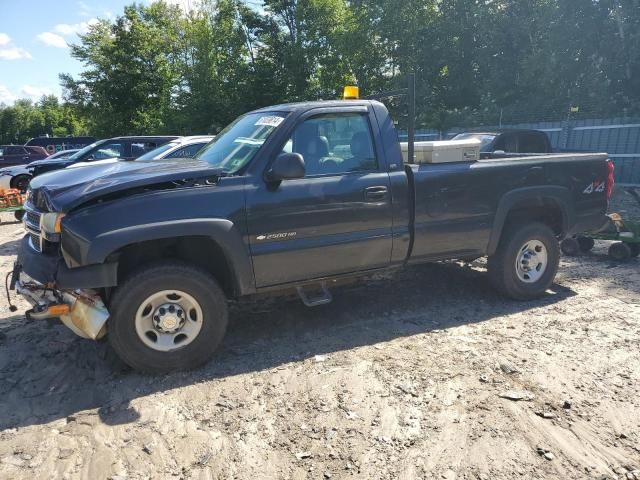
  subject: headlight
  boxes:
[40,212,66,234]
[23,188,32,204]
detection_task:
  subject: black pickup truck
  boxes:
[11,99,613,372]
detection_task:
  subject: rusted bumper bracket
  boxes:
[15,270,110,340]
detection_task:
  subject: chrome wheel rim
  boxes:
[134,290,203,352]
[515,240,548,283]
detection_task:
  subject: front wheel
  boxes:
[108,261,228,373]
[488,222,560,300]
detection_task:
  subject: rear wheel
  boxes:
[10,174,31,193]
[560,237,580,256]
[108,261,228,373]
[577,236,595,253]
[488,222,560,300]
[608,242,631,261]
[14,210,24,222]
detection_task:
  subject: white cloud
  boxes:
[21,85,55,99]
[0,46,32,60]
[153,0,200,12]
[36,32,68,48]
[0,84,17,105]
[54,18,98,36]
[0,33,32,60]
[0,84,59,104]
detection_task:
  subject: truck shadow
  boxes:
[0,260,576,430]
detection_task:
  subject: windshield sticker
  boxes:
[255,116,284,127]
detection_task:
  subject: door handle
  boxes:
[364,186,388,201]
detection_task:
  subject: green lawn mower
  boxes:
[561,187,640,261]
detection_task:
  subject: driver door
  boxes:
[246,109,393,288]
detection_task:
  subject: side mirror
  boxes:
[265,153,305,182]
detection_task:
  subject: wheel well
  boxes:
[503,198,565,236]
[112,236,237,297]
[10,174,30,188]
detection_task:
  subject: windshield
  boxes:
[135,141,180,162]
[195,112,287,173]
[66,141,102,160]
[452,133,496,150]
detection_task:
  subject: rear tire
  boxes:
[608,242,631,261]
[488,222,560,300]
[577,236,595,253]
[108,261,228,373]
[560,237,580,256]
[10,174,31,193]
[14,210,24,222]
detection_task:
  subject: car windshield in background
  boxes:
[135,142,179,161]
[452,133,496,150]
[65,141,101,160]
[195,112,287,173]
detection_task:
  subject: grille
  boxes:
[23,204,43,253]
[26,210,41,228]
[29,233,41,252]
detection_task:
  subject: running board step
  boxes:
[296,282,333,307]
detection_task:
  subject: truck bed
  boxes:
[405,153,610,262]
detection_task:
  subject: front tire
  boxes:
[488,222,560,300]
[108,261,228,373]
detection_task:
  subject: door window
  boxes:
[131,142,159,157]
[281,113,377,176]
[5,146,25,155]
[93,143,124,160]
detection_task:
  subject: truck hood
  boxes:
[29,159,224,212]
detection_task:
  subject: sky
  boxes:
[0,0,194,105]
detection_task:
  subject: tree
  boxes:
[61,2,184,136]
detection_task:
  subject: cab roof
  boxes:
[251,99,380,114]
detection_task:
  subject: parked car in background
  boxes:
[451,129,552,158]
[0,149,80,192]
[27,136,179,177]
[66,136,214,169]
[25,136,96,156]
[0,145,49,168]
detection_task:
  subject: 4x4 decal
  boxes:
[583,181,605,194]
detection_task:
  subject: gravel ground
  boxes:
[0,188,638,480]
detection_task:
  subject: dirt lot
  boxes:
[0,189,639,480]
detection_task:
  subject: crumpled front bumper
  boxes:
[14,268,110,339]
[11,235,112,340]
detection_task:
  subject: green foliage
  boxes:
[2,0,640,139]
[0,96,88,144]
